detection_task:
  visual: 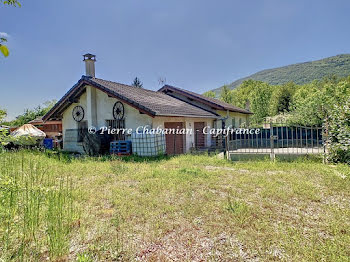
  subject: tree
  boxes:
[0,107,12,150]
[289,77,350,126]
[220,85,232,103]
[3,100,56,127]
[0,37,9,57]
[269,82,295,116]
[203,90,216,98]
[249,82,272,124]
[327,98,350,164]
[0,0,20,57]
[229,80,273,124]
[289,82,325,126]
[215,75,350,128]
[230,80,265,109]
[1,0,21,6]
[132,77,143,88]
[0,108,6,123]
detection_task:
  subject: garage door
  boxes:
[164,122,184,155]
[194,122,205,149]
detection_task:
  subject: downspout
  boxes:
[220,110,230,150]
[220,110,230,128]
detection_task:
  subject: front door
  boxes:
[164,122,184,155]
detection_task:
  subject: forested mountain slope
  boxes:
[212,54,350,95]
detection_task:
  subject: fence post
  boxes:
[225,135,229,160]
[270,121,275,161]
[323,119,328,164]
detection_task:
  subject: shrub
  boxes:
[327,99,350,164]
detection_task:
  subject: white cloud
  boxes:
[0,32,9,38]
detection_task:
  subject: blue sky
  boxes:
[1,0,350,120]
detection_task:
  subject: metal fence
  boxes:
[226,121,326,160]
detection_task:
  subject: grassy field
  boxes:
[0,151,350,261]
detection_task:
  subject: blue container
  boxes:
[43,138,53,150]
[110,140,132,154]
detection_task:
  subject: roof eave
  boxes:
[155,113,219,118]
[225,108,253,115]
[159,85,224,110]
[160,85,253,115]
[43,76,157,122]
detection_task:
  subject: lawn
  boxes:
[0,151,350,261]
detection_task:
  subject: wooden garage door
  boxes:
[164,122,184,155]
[194,122,205,149]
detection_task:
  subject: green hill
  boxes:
[212,54,350,95]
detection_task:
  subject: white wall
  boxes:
[216,110,249,128]
[62,86,152,153]
[62,91,88,153]
[94,88,152,130]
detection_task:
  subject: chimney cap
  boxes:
[83,53,96,61]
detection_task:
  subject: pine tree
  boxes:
[220,85,232,103]
[132,77,143,88]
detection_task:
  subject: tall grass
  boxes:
[0,151,75,261]
[0,151,349,261]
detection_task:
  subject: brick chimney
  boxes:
[83,53,96,77]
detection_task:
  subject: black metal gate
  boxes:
[226,120,326,160]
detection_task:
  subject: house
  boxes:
[29,117,62,139]
[43,54,251,155]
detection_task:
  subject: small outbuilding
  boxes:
[29,117,62,139]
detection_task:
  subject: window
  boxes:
[239,118,242,127]
[106,119,126,141]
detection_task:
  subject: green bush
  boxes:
[327,99,350,164]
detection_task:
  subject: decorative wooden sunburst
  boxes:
[72,106,84,122]
[113,102,125,120]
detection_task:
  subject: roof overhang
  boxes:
[159,85,224,110]
[43,76,156,122]
[159,85,253,115]
[155,114,219,119]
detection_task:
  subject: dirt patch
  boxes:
[135,224,259,261]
